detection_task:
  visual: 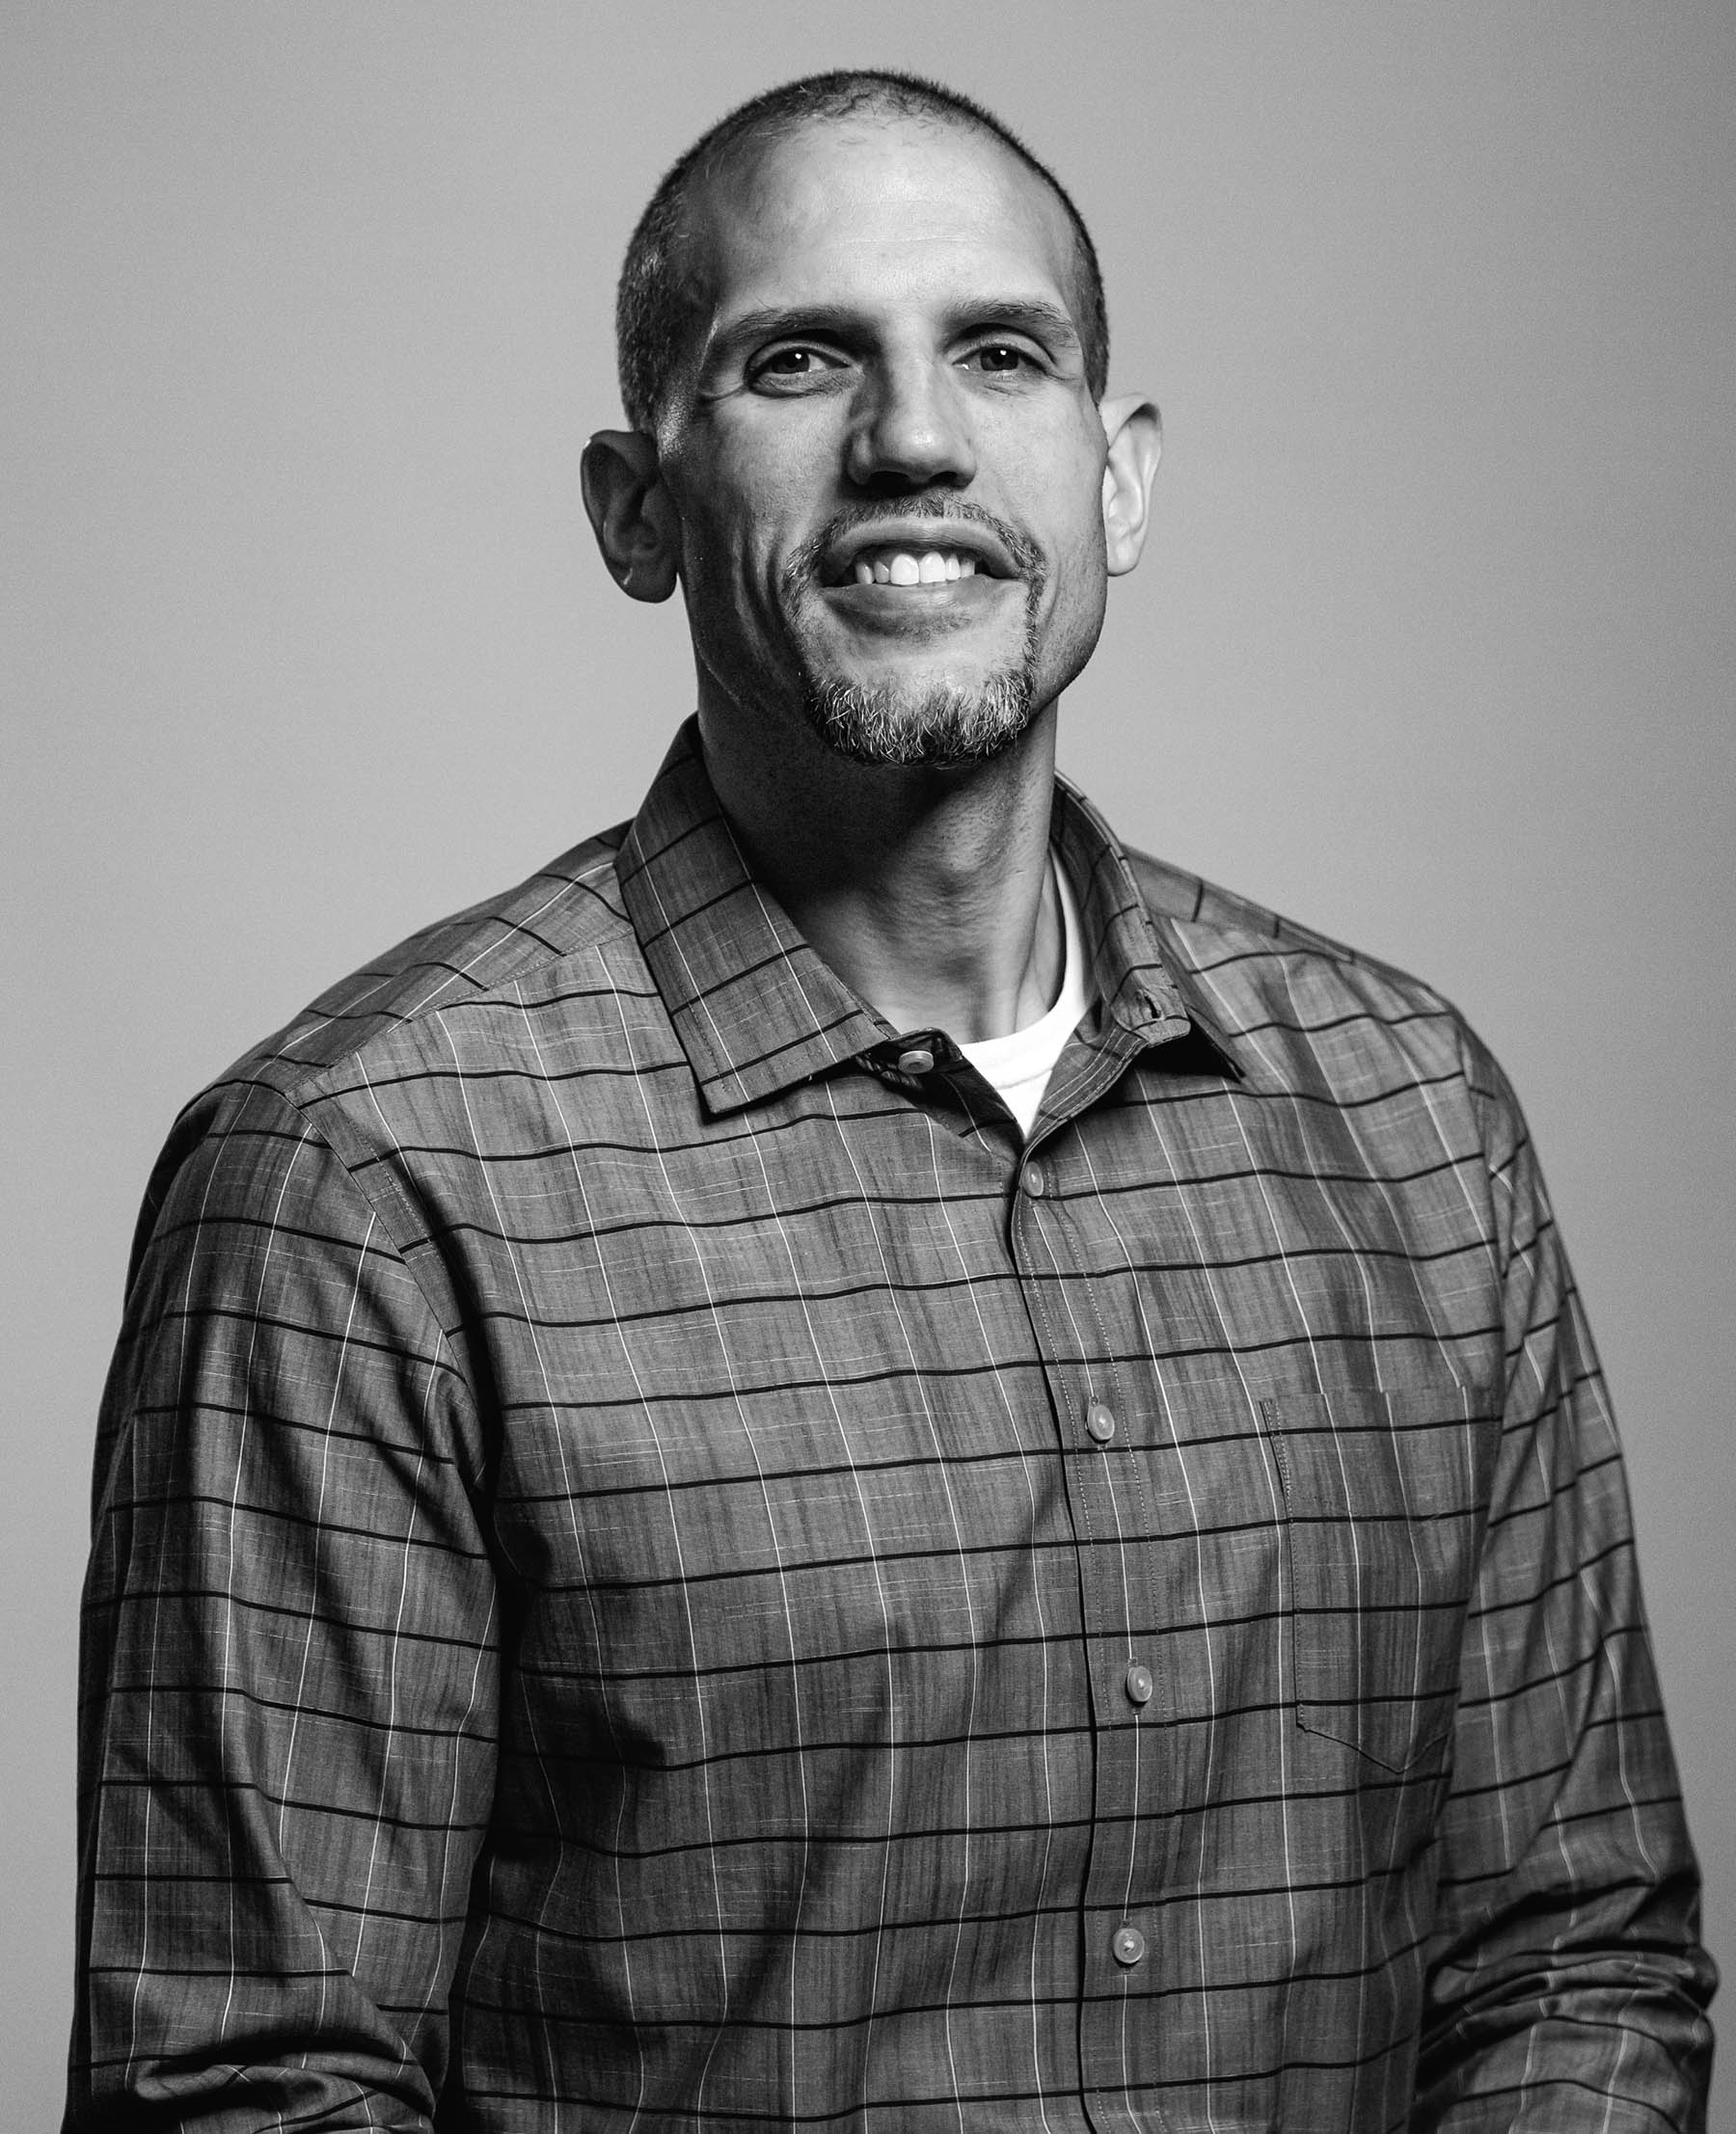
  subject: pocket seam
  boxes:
[1262,1391,1459,1778]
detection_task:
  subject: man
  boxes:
[68,68,1713,2131]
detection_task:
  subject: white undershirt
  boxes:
[956,858,1090,1136]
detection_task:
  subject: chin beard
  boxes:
[801,667,1036,767]
[775,499,1048,768]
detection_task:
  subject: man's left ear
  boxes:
[1099,396,1162,578]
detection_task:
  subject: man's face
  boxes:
[654,116,1116,765]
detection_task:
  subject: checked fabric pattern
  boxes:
[69,720,1713,2130]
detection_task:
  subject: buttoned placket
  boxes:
[870,998,1192,2124]
[1008,1028,1174,2128]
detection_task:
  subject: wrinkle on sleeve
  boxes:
[68,1079,500,2131]
[1415,1032,1716,2130]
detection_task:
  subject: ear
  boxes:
[581,429,682,603]
[1099,395,1162,578]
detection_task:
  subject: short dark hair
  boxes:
[615,70,1110,435]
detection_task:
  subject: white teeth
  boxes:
[846,546,984,585]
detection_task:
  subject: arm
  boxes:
[68,1079,499,2130]
[1414,1040,1716,2129]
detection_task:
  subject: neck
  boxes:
[697,695,1064,1043]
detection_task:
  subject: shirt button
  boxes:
[1020,1162,1046,1198]
[1085,1400,1116,1444]
[896,1046,936,1076]
[1125,1663,1153,1707]
[1111,1924,1147,1967]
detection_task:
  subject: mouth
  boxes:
[815,545,1015,635]
[817,518,1023,591]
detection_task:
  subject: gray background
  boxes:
[6,4,1731,2121]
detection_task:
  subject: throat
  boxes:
[800,833,1066,1044]
[697,691,1063,1040]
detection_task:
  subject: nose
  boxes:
[845,355,976,493]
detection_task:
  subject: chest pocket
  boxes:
[1264,1387,1486,1775]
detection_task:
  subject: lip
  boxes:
[819,519,1020,588]
[819,572,1013,633]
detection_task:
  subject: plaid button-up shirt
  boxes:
[70,720,1713,2130]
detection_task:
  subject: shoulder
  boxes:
[1126,841,1453,1010]
[214,824,639,1104]
[1125,844,1433,991]
[1123,844,1516,1138]
[139,824,650,1218]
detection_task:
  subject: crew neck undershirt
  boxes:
[956,857,1090,1136]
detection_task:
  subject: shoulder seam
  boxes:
[1123,844,1462,1012]
[232,856,639,1106]
[271,1077,478,1409]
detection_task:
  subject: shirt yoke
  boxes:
[221,824,639,1101]
[182,824,1495,1147]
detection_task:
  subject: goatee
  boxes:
[801,670,1036,766]
[781,498,1045,766]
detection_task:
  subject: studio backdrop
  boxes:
[6,5,1731,2122]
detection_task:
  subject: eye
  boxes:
[964,343,1032,375]
[748,344,844,392]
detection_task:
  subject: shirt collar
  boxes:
[617,717,1232,1118]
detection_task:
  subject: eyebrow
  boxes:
[705,297,1084,362]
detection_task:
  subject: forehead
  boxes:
[686,115,1081,324]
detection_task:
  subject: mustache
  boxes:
[781,499,1043,594]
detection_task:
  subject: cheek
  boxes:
[1024,452,1112,670]
[1040,489,1110,612]
[995,418,1108,564]
[679,470,803,598]
[675,507,800,659]
[673,500,759,602]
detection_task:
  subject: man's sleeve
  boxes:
[1414,1035,1717,2129]
[67,1078,500,2130]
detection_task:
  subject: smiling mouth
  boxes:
[800,510,1035,606]
[846,544,981,587]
